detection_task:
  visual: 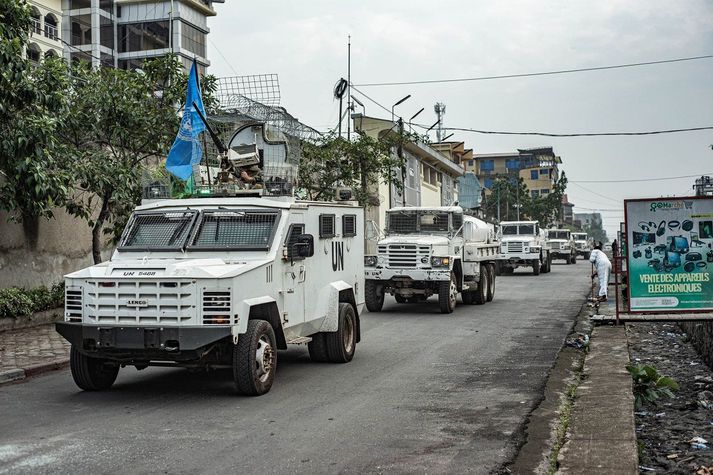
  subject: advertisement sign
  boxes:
[626,197,713,312]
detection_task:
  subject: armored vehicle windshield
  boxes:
[502,224,535,236]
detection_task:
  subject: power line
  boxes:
[349,85,392,116]
[431,125,713,137]
[569,182,622,205]
[570,172,712,183]
[354,54,713,87]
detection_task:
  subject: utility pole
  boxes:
[497,186,501,222]
[516,178,520,220]
[399,117,406,207]
[347,35,351,142]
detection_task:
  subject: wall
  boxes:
[680,321,713,369]
[0,209,111,289]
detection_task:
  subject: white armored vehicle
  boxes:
[572,232,591,260]
[56,195,364,396]
[497,220,551,275]
[364,206,500,314]
[546,228,577,264]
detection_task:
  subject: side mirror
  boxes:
[366,220,381,241]
[462,223,475,241]
[292,234,314,259]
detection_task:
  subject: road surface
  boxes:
[0,262,590,474]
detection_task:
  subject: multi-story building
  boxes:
[27,0,64,63]
[474,147,562,198]
[352,114,464,233]
[574,212,602,229]
[561,194,574,224]
[62,0,219,73]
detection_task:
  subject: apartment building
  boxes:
[474,147,562,198]
[62,0,219,73]
[27,0,64,62]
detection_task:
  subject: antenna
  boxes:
[434,102,446,141]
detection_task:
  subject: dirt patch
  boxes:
[628,321,713,473]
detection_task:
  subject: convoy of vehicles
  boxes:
[546,228,577,264]
[572,232,592,260]
[56,195,365,396]
[363,206,500,314]
[496,221,552,275]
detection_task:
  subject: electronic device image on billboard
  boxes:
[625,197,713,313]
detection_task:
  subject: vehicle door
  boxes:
[281,218,306,326]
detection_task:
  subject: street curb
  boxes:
[0,358,69,386]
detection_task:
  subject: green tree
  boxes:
[59,56,217,264]
[299,131,405,206]
[0,0,73,247]
[482,176,530,222]
[525,171,568,226]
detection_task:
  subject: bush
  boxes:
[0,282,64,319]
[626,363,679,409]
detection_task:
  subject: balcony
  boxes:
[44,24,58,41]
[31,17,42,35]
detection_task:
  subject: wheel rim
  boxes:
[343,312,355,353]
[449,277,457,308]
[255,335,275,383]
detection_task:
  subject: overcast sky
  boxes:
[207,0,713,238]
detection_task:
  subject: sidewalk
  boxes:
[0,324,70,384]
[558,299,638,474]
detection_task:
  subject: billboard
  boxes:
[625,196,713,313]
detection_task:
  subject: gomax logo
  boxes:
[332,241,344,271]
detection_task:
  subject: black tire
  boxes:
[325,303,357,363]
[533,259,541,275]
[474,267,487,305]
[233,319,277,396]
[486,264,495,302]
[70,346,119,391]
[308,333,329,362]
[462,289,475,305]
[543,254,551,273]
[394,295,407,304]
[439,272,458,314]
[365,280,384,312]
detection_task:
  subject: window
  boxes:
[480,159,494,171]
[119,211,198,251]
[44,14,58,40]
[69,0,91,9]
[505,158,520,170]
[180,22,206,57]
[118,21,169,53]
[422,164,440,186]
[100,52,114,68]
[531,190,540,198]
[100,0,113,13]
[284,224,304,259]
[118,58,145,71]
[342,215,357,237]
[484,178,493,189]
[319,214,335,238]
[71,14,92,45]
[452,213,463,230]
[530,170,538,180]
[540,168,549,175]
[541,189,550,195]
[189,210,278,250]
[100,16,114,49]
[419,212,449,232]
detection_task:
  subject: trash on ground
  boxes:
[690,437,709,445]
[691,443,710,450]
[634,411,650,416]
[654,412,666,418]
[666,453,679,459]
[639,466,656,472]
[565,334,589,349]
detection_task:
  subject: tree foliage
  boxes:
[299,131,410,206]
[0,0,73,245]
[59,56,217,264]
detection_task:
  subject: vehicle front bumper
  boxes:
[497,252,540,263]
[56,322,231,353]
[365,268,451,282]
[552,250,572,258]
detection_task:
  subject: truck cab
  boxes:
[364,206,499,314]
[546,228,577,264]
[496,220,551,275]
[56,195,364,396]
[571,232,591,260]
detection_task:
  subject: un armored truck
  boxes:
[56,196,365,396]
[546,229,577,264]
[364,206,500,314]
[497,220,551,275]
[572,232,591,260]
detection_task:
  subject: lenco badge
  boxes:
[126,299,149,307]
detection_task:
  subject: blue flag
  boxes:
[165,60,207,181]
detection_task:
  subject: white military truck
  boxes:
[364,206,499,314]
[546,228,577,264]
[572,232,591,260]
[497,220,551,275]
[56,195,365,396]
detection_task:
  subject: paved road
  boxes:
[0,262,589,474]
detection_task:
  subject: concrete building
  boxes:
[474,147,562,197]
[574,212,602,229]
[561,194,574,224]
[352,114,464,233]
[27,0,64,63]
[62,0,219,73]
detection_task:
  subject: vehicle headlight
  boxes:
[431,256,450,267]
[364,255,377,267]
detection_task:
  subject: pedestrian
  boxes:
[612,238,618,258]
[589,242,612,302]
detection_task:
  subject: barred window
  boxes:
[119,211,198,251]
[284,224,305,259]
[342,215,357,237]
[189,210,278,250]
[387,211,418,234]
[319,214,335,238]
[452,213,463,231]
[419,212,449,232]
